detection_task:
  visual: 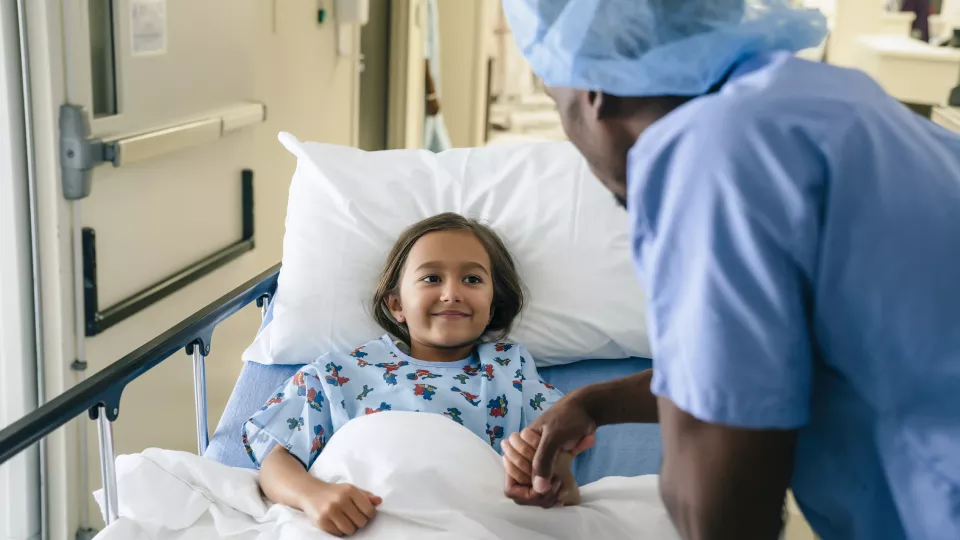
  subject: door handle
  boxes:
[60,102,266,200]
[104,117,222,167]
[104,102,266,167]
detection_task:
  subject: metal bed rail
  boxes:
[0,262,281,525]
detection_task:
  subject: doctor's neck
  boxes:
[607,94,693,142]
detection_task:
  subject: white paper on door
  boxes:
[130,0,167,56]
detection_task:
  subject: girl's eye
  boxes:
[421,275,440,283]
[464,275,483,285]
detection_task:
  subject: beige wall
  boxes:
[437,0,494,147]
[22,0,361,536]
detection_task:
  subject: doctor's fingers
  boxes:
[571,433,597,456]
[530,435,564,490]
[504,477,562,508]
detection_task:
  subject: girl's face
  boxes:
[387,230,494,361]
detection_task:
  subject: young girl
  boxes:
[242,212,579,536]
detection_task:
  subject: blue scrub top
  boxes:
[627,51,960,540]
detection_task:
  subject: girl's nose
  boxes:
[440,281,463,302]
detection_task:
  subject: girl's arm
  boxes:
[259,445,329,509]
[242,363,380,536]
[260,445,382,536]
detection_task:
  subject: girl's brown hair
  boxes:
[372,213,524,345]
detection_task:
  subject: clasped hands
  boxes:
[501,396,598,508]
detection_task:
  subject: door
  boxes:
[62,0,265,534]
[66,0,261,317]
[21,0,366,537]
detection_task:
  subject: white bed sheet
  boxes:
[94,412,677,539]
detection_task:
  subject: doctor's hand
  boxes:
[300,481,382,537]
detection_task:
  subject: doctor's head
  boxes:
[547,87,689,207]
[372,213,523,361]
[501,0,828,206]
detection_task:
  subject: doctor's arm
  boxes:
[658,398,798,540]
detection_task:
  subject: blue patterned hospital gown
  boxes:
[241,335,563,469]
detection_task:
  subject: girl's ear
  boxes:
[387,294,405,323]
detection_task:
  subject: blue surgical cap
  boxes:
[502,0,828,97]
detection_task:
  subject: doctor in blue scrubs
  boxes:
[496,1,960,539]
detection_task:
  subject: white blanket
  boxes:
[94,411,677,539]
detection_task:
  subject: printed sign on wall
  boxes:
[131,0,167,56]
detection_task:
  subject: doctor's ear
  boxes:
[588,91,620,120]
[387,294,405,323]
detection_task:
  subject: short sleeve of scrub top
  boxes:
[627,102,824,429]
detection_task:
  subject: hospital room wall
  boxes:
[15,1,362,537]
[437,0,496,147]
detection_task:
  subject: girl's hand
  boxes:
[521,394,598,496]
[503,431,539,486]
[503,431,590,507]
[503,433,561,507]
[300,481,382,536]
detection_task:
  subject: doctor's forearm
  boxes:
[579,369,659,425]
[657,399,797,540]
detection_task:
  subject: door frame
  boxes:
[21,0,81,539]
[0,1,42,539]
[387,0,425,149]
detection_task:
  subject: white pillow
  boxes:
[243,133,650,366]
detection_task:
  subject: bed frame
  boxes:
[0,262,281,526]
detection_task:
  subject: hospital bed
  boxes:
[0,264,660,526]
[0,140,663,536]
